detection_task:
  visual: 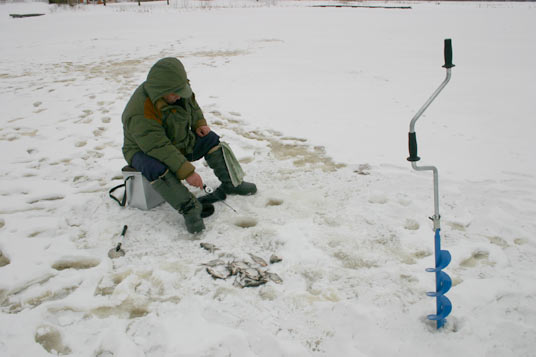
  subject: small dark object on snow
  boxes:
[249,253,268,267]
[206,266,231,280]
[312,5,411,10]
[10,13,45,18]
[242,267,262,280]
[200,242,218,253]
[266,272,283,284]
[228,260,250,275]
[354,163,371,176]
[269,254,282,264]
[235,276,268,288]
[201,259,226,267]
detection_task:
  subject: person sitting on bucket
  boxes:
[121,57,257,234]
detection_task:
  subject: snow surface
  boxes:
[1,0,535,356]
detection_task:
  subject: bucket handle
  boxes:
[108,176,133,207]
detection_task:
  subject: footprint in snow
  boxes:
[460,250,494,268]
[52,257,100,271]
[79,109,93,118]
[94,270,131,296]
[239,156,254,164]
[514,238,528,245]
[3,282,79,313]
[446,221,469,232]
[486,236,509,249]
[266,198,284,207]
[27,194,65,205]
[93,127,106,137]
[368,194,388,204]
[35,325,71,355]
[91,299,149,319]
[404,218,420,230]
[0,250,10,267]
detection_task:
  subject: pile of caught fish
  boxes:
[200,242,283,288]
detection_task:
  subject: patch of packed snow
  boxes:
[0,1,535,356]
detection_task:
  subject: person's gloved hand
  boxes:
[185,172,203,189]
[196,125,211,137]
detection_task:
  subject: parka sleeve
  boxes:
[190,93,208,130]
[125,114,195,179]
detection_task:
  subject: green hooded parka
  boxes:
[121,58,208,180]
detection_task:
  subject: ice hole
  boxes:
[234,217,257,228]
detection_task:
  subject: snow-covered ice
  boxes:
[0,1,535,356]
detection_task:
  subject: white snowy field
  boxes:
[1,0,535,356]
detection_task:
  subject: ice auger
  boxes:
[407,39,454,329]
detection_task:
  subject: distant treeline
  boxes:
[44,0,536,4]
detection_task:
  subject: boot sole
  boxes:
[187,223,205,234]
[201,203,215,218]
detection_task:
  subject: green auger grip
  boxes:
[443,39,455,69]
[407,132,421,162]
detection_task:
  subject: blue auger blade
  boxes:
[425,249,451,272]
[426,271,452,297]
[427,295,452,328]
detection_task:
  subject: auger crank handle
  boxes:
[443,39,455,69]
[407,132,420,162]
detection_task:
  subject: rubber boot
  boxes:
[151,170,205,234]
[199,147,257,204]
